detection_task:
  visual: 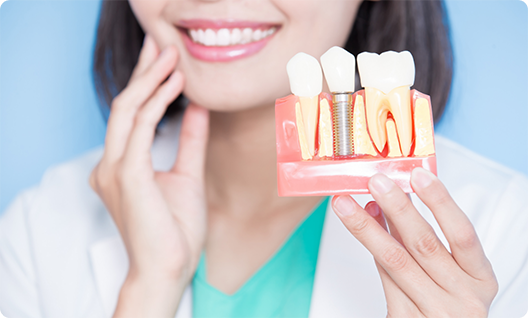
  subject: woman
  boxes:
[1,0,527,317]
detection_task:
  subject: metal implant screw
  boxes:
[332,93,354,156]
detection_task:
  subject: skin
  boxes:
[89,0,498,317]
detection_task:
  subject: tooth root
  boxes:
[413,98,435,156]
[365,87,389,153]
[365,86,413,157]
[386,118,403,157]
[318,98,333,157]
[353,95,378,156]
[389,86,412,157]
[299,96,318,157]
[295,102,312,160]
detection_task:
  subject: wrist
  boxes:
[112,268,189,318]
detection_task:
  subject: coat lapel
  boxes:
[309,195,387,318]
[89,235,193,318]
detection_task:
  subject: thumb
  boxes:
[171,103,210,181]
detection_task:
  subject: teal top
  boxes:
[192,197,329,318]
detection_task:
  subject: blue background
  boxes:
[0,0,527,214]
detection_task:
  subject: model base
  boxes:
[277,155,436,196]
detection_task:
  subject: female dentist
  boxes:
[1,0,527,317]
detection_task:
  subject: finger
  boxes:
[367,201,404,246]
[332,195,440,308]
[130,34,161,82]
[171,104,210,182]
[375,261,423,317]
[365,201,387,231]
[368,173,464,290]
[103,46,179,163]
[410,168,493,281]
[122,71,184,167]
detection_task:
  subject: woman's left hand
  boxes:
[332,167,498,317]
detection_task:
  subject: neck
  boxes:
[205,103,317,218]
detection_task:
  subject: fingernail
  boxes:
[333,195,356,217]
[369,174,394,195]
[365,202,380,217]
[412,168,434,189]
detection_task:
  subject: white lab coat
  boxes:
[1,116,527,318]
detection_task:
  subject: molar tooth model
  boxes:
[275,48,436,196]
[357,51,415,157]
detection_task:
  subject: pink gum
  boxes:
[275,89,437,196]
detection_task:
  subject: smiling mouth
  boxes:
[176,20,281,62]
[186,26,278,47]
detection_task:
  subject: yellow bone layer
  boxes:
[318,98,333,157]
[413,98,435,156]
[365,86,412,156]
[386,118,403,157]
[353,95,378,156]
[295,102,312,160]
[299,96,319,158]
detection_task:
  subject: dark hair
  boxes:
[94,0,453,123]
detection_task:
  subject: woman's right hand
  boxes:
[89,35,209,318]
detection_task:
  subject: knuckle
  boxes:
[428,187,452,207]
[94,165,114,190]
[381,246,409,272]
[111,93,136,116]
[413,232,441,258]
[89,169,98,192]
[111,94,125,110]
[486,275,499,298]
[390,198,412,217]
[463,299,488,318]
[346,216,371,236]
[454,227,478,250]
[135,110,157,128]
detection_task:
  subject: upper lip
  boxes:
[176,19,280,30]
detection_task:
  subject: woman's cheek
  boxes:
[272,0,360,56]
[128,0,168,39]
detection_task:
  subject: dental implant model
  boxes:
[320,47,355,157]
[275,48,437,196]
[286,53,323,160]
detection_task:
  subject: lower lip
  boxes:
[180,29,276,62]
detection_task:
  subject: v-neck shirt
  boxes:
[192,197,329,318]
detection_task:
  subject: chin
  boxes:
[182,70,291,113]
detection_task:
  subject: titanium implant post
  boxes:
[332,93,354,156]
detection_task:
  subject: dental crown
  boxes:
[286,52,323,97]
[357,51,415,94]
[320,46,355,93]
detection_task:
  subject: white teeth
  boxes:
[198,29,205,44]
[188,27,277,46]
[217,28,230,46]
[357,51,415,94]
[252,29,262,41]
[190,29,198,42]
[320,46,356,93]
[286,52,323,97]
[204,29,216,46]
[241,28,252,44]
[230,28,241,45]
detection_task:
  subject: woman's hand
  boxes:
[332,168,498,317]
[90,35,209,318]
